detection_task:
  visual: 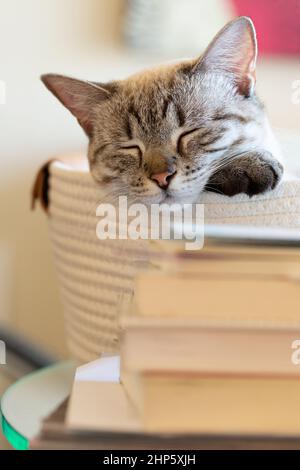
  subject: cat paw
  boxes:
[206,151,284,197]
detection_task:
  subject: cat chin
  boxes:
[156,193,199,205]
[127,187,203,206]
[165,188,203,204]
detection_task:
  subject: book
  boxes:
[40,228,300,444]
[31,356,300,449]
[150,224,300,272]
[120,228,300,435]
[133,272,300,324]
[134,227,300,323]
[154,245,300,276]
[31,398,300,450]
[122,371,300,435]
[120,320,300,376]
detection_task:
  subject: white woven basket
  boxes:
[48,160,151,363]
[47,158,300,363]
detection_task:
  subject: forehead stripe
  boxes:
[125,117,132,140]
[128,103,142,126]
[176,104,185,127]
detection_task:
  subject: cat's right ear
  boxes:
[193,16,257,97]
[41,74,112,137]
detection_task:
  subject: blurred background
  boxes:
[0,1,299,444]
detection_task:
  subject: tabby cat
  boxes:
[41,16,283,205]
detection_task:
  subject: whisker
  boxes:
[209,150,250,174]
[204,185,226,195]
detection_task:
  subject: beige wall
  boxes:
[0,0,125,357]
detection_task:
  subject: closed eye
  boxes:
[178,128,201,140]
[177,128,201,153]
[178,127,225,154]
[120,144,142,156]
[121,145,140,150]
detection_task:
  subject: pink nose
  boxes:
[151,170,176,189]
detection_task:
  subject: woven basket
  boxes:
[48,160,150,363]
[45,158,300,363]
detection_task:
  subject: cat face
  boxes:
[42,17,266,204]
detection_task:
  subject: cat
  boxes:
[41,16,283,205]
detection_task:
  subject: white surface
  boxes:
[177,224,300,245]
[75,355,120,382]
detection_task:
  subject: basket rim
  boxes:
[50,154,94,183]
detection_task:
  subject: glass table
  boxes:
[0,361,76,450]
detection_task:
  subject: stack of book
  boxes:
[32,226,300,448]
[121,227,300,435]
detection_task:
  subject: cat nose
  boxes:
[151,169,176,189]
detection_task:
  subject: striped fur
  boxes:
[42,17,283,204]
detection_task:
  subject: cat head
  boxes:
[41,16,264,204]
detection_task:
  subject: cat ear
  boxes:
[193,16,257,97]
[41,74,113,136]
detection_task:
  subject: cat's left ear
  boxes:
[41,74,114,136]
[193,16,257,97]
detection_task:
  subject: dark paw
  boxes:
[206,151,284,197]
